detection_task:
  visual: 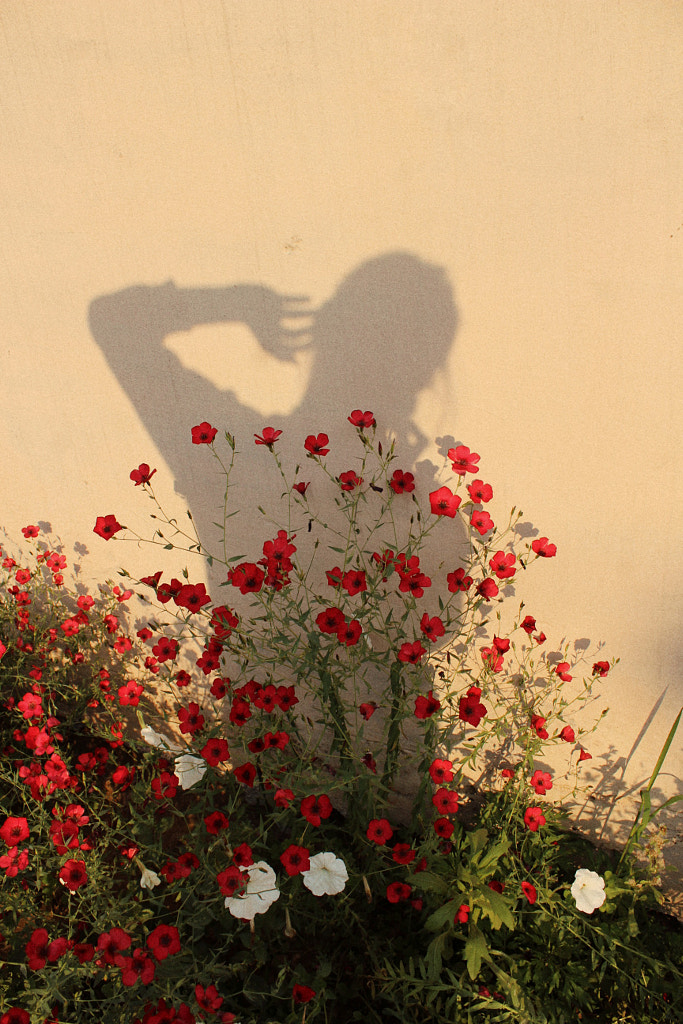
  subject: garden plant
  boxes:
[1,412,681,1024]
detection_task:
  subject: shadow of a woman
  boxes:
[89,252,460,580]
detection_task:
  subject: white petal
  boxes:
[174,754,207,790]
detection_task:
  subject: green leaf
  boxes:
[425,899,461,932]
[464,924,490,980]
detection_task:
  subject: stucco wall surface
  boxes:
[1,2,681,881]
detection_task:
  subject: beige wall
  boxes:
[1,2,681,880]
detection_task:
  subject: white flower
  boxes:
[174,753,207,790]
[141,725,181,752]
[301,852,348,896]
[571,868,606,914]
[138,863,161,889]
[225,861,280,920]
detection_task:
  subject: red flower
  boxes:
[274,787,294,808]
[489,551,516,580]
[559,725,576,743]
[0,817,29,847]
[204,811,229,834]
[447,445,480,475]
[217,865,244,897]
[530,769,553,795]
[232,843,253,868]
[195,984,224,1012]
[531,714,548,739]
[348,410,375,429]
[280,844,310,876]
[178,702,205,735]
[359,701,377,720]
[151,771,179,800]
[316,606,346,634]
[338,470,363,491]
[447,567,473,593]
[488,879,505,893]
[459,687,488,727]
[398,640,426,664]
[119,949,156,986]
[432,788,459,814]
[292,481,310,496]
[304,433,330,456]
[521,615,536,634]
[454,904,470,924]
[531,537,557,558]
[254,427,282,448]
[535,632,547,645]
[524,806,546,831]
[391,843,416,865]
[429,486,461,517]
[300,793,333,826]
[59,858,88,891]
[475,578,499,600]
[467,479,493,503]
[146,924,181,961]
[429,758,454,784]
[292,984,316,1004]
[191,422,217,445]
[175,583,211,613]
[342,569,367,596]
[96,927,131,964]
[593,661,610,677]
[22,524,40,538]
[233,762,257,787]
[367,818,393,845]
[389,470,415,494]
[471,510,494,536]
[326,566,343,587]
[420,614,445,642]
[201,737,230,766]
[480,647,503,672]
[230,562,265,595]
[130,463,157,486]
[434,818,454,839]
[578,748,592,762]
[26,928,50,970]
[337,619,362,646]
[93,515,123,541]
[521,880,538,904]
[554,662,572,682]
[414,689,441,719]
[118,680,143,707]
[386,882,412,903]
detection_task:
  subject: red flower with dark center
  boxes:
[488,880,505,893]
[26,928,50,970]
[366,818,393,845]
[293,480,310,495]
[146,924,181,961]
[195,984,224,1012]
[316,606,346,634]
[292,984,316,1004]
[489,551,516,580]
[231,843,253,868]
[130,463,157,486]
[59,858,87,891]
[254,427,282,448]
[524,806,546,831]
[300,793,333,826]
[175,583,211,612]
[429,486,461,517]
[204,811,229,834]
[531,536,557,558]
[521,880,537,904]
[414,690,441,719]
[230,562,265,595]
[432,788,459,814]
[338,470,363,491]
[420,614,445,642]
[337,619,362,646]
[530,769,553,795]
[467,479,493,502]
[280,844,311,876]
[233,762,257,787]
[391,843,416,865]
[151,771,179,800]
[229,697,252,727]
[178,702,205,735]
[447,445,480,475]
[22,524,40,538]
[304,433,330,456]
[531,714,548,739]
[191,422,217,444]
[447,567,473,592]
[342,569,367,596]
[434,817,454,838]
[398,640,426,664]
[201,737,230,766]
[119,949,156,986]
[348,409,375,428]
[157,578,182,603]
[276,685,298,711]
[521,615,536,634]
[480,647,503,672]
[359,701,377,720]
[389,469,415,494]
[428,759,454,784]
[559,725,576,743]
[459,687,488,727]
[471,510,494,536]
[0,817,29,848]
[592,661,610,677]
[386,882,412,903]
[217,864,244,897]
[93,515,123,541]
[476,578,499,601]
[274,787,294,808]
